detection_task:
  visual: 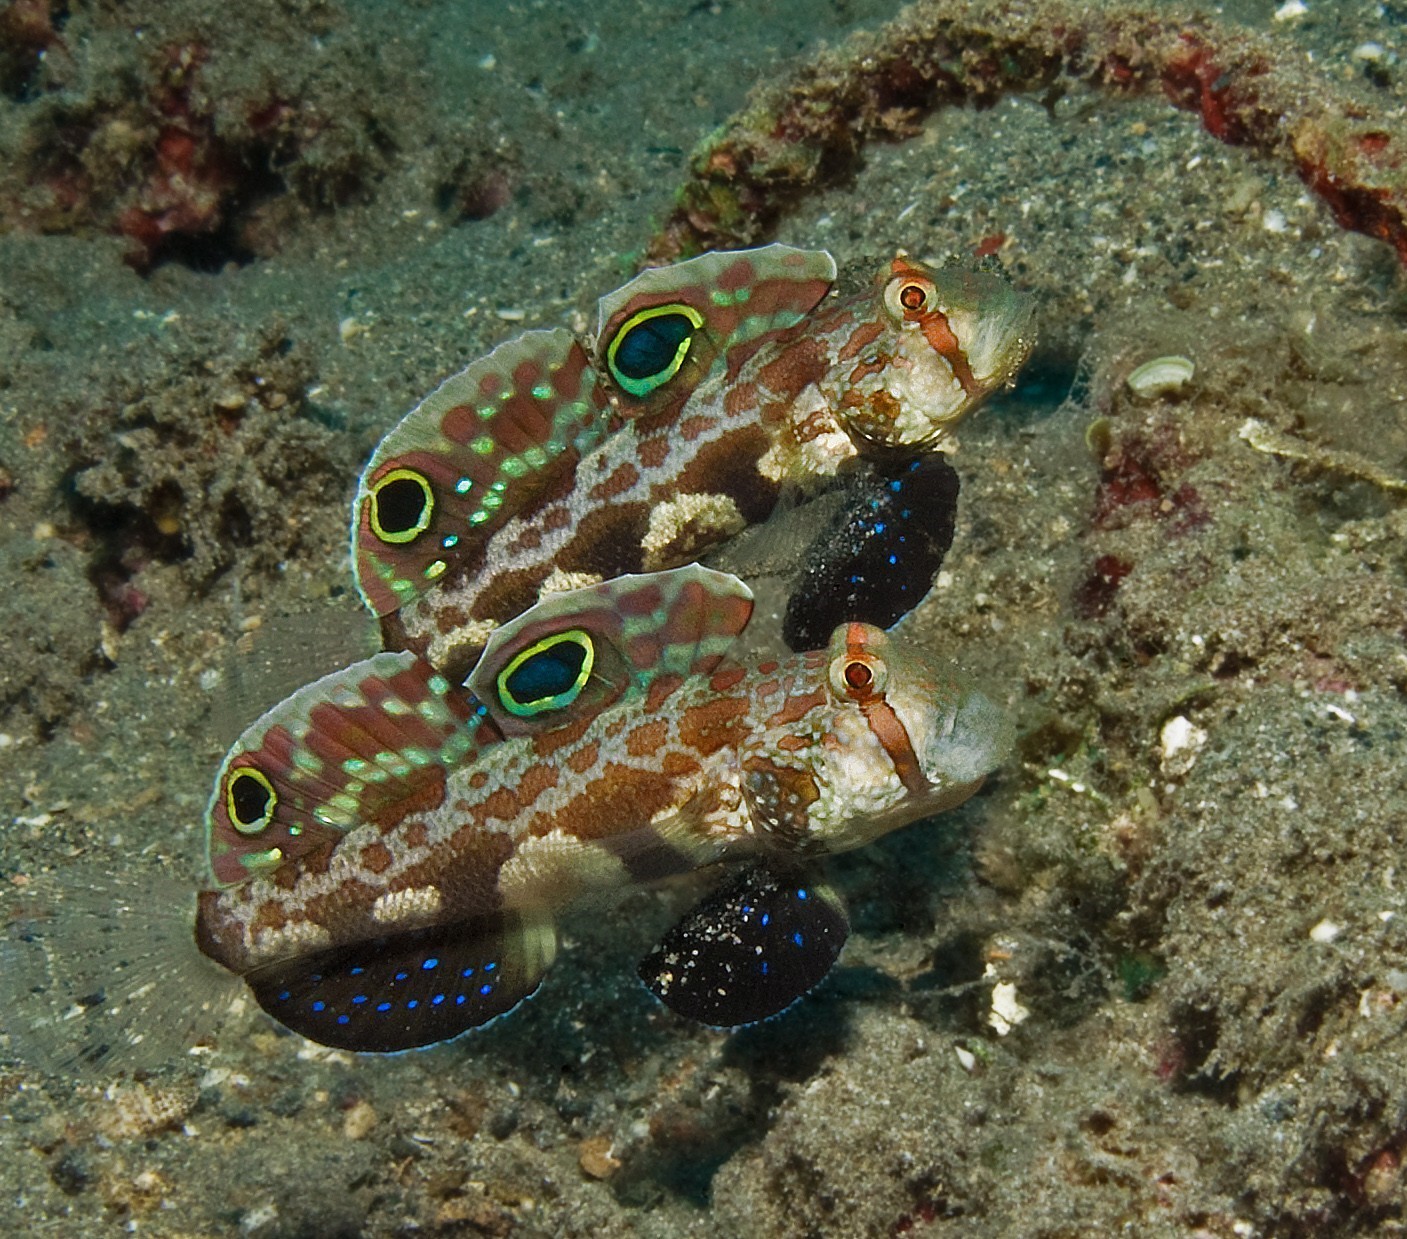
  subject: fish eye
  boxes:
[885,275,936,322]
[227,767,277,835]
[369,468,435,544]
[606,303,705,397]
[829,653,888,701]
[497,630,595,717]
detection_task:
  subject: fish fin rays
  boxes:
[207,652,482,888]
[0,866,242,1076]
[353,329,612,616]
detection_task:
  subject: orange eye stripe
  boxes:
[843,624,931,796]
[916,311,979,396]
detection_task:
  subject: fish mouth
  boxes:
[930,687,1013,786]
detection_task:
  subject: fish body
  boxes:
[354,247,1034,680]
[197,567,1009,1051]
[0,244,1032,1072]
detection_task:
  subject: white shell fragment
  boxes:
[1127,355,1196,400]
[988,981,1030,1036]
[1160,715,1207,777]
[1309,919,1342,944]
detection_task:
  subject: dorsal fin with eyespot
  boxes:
[465,565,755,736]
[594,245,835,423]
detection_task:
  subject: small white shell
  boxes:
[1126,354,1195,399]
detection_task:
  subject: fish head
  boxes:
[742,622,1010,854]
[833,255,1035,452]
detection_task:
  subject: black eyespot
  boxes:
[613,313,693,380]
[370,469,434,543]
[228,768,277,834]
[497,631,595,717]
[606,303,705,396]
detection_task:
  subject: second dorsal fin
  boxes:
[594,245,835,422]
[465,565,755,735]
[207,652,486,888]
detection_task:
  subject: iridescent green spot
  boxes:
[523,446,548,470]
[709,284,752,307]
[442,534,459,550]
[427,674,450,696]
[471,435,496,456]
[469,510,493,527]
[455,477,474,495]
[240,846,284,874]
[316,795,360,829]
[443,732,474,761]
[500,456,529,480]
[424,559,447,581]
[477,405,497,421]
[293,749,323,774]
[531,383,553,400]
[490,479,508,494]
[734,310,802,348]
[482,492,504,512]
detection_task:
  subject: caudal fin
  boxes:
[0,866,242,1075]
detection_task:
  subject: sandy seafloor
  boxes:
[2,0,1407,1234]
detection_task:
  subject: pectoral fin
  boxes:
[638,867,847,1026]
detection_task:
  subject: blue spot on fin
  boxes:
[783,455,959,651]
[243,914,556,1052]
[638,866,847,1027]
